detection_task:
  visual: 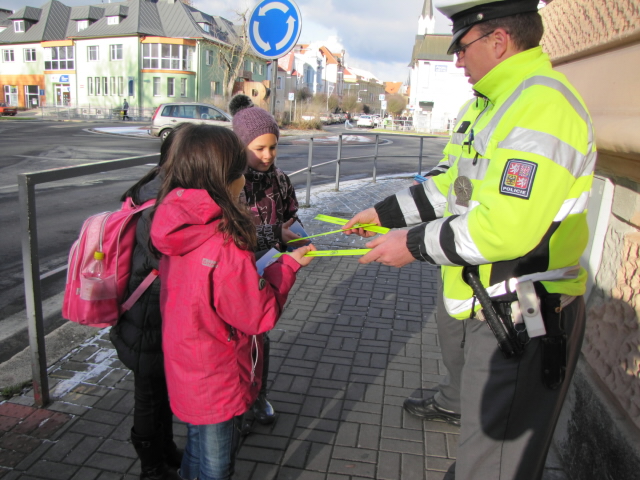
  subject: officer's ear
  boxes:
[492,28,512,59]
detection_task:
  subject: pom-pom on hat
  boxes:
[229,94,280,147]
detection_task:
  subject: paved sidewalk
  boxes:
[0,177,568,479]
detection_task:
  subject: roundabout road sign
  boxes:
[248,0,302,59]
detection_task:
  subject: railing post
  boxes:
[418,136,424,175]
[305,138,313,207]
[335,134,342,191]
[18,174,49,407]
[373,134,379,183]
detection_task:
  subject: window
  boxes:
[44,46,74,70]
[180,78,187,97]
[167,78,175,97]
[142,43,194,71]
[95,76,100,95]
[252,62,257,74]
[161,105,228,122]
[277,76,282,89]
[259,64,264,75]
[13,20,24,33]
[2,49,15,62]
[107,16,119,25]
[88,46,99,61]
[77,20,89,32]
[110,44,122,61]
[87,77,93,95]
[24,48,36,62]
[199,23,210,32]
[205,50,213,66]
[128,76,135,96]
[210,81,220,98]
[153,77,160,96]
[117,77,123,96]
[110,77,116,96]
[103,77,108,95]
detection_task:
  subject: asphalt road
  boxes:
[0,119,447,361]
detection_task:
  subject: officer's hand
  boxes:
[288,244,316,267]
[343,208,380,238]
[359,230,415,267]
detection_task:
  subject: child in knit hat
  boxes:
[230,94,304,252]
[229,93,306,426]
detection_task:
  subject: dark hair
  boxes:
[120,124,181,203]
[476,11,544,52]
[151,124,257,251]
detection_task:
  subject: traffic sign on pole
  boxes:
[248,0,302,60]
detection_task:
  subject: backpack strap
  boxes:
[121,269,159,312]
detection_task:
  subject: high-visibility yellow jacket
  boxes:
[375,47,596,319]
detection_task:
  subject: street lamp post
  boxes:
[346,83,359,96]
[327,85,334,111]
[357,89,367,102]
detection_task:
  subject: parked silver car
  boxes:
[150,102,232,141]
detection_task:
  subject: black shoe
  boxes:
[131,428,182,480]
[163,441,183,470]
[403,397,461,426]
[252,393,276,425]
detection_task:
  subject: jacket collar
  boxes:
[473,47,549,103]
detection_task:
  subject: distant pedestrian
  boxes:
[123,99,130,121]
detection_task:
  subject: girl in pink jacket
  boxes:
[149,124,314,480]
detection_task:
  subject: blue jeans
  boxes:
[180,416,243,480]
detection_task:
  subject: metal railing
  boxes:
[19,154,158,406]
[18,131,437,405]
[287,131,431,207]
[37,105,155,122]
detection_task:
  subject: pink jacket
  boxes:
[150,188,300,425]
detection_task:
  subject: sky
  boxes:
[0,0,453,82]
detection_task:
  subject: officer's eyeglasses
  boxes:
[453,30,495,58]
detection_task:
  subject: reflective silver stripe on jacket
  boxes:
[394,179,448,227]
[444,265,582,315]
[498,127,595,178]
[395,189,423,226]
[553,190,590,222]
[474,76,595,160]
[422,219,450,265]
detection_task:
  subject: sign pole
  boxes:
[270,59,278,116]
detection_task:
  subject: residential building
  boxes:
[0,0,267,111]
[408,0,473,132]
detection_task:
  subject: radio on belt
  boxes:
[515,280,546,337]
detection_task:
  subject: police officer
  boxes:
[344,1,595,478]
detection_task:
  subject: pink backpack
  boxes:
[62,198,157,327]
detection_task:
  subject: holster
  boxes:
[539,294,567,390]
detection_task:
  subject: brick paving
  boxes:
[0,177,567,479]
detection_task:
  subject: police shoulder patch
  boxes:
[499,159,537,199]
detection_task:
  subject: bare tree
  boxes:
[216,9,253,101]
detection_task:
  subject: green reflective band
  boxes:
[275,249,372,258]
[314,214,390,234]
[288,223,378,243]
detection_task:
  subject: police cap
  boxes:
[435,0,540,55]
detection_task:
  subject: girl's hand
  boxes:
[281,218,310,246]
[288,244,316,267]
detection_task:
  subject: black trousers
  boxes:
[133,372,174,439]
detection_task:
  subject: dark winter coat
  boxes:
[242,165,300,251]
[109,176,163,377]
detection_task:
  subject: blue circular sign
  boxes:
[248,0,302,60]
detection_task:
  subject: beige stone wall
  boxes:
[541,0,640,62]
[542,0,640,430]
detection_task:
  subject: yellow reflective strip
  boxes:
[275,249,372,258]
[287,224,377,243]
[313,214,390,234]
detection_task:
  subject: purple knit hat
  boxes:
[229,94,280,147]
